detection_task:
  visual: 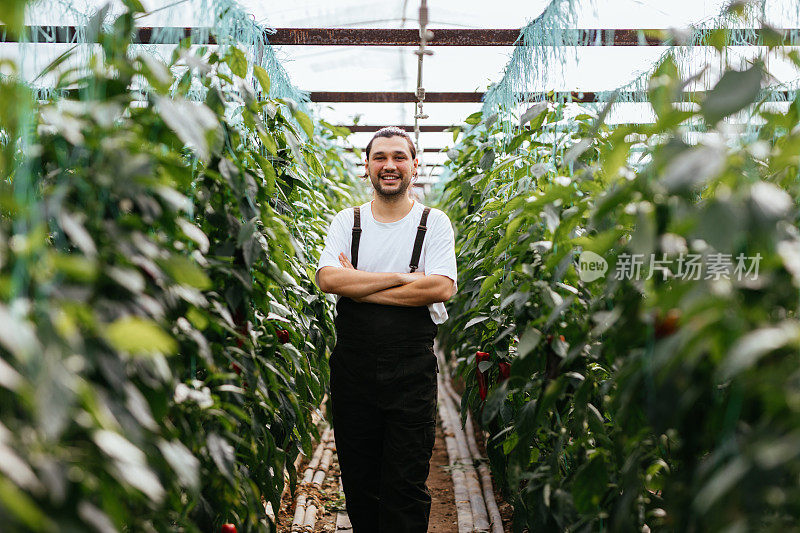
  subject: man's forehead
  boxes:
[371,136,413,155]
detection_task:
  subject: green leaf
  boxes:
[464,315,489,329]
[482,381,509,425]
[122,0,146,12]
[225,46,248,79]
[186,308,208,331]
[0,478,55,532]
[104,317,177,356]
[259,131,278,155]
[701,64,763,125]
[479,149,495,171]
[157,96,219,162]
[514,399,538,440]
[207,433,235,483]
[465,111,482,125]
[694,458,749,513]
[706,29,729,52]
[520,103,547,127]
[517,326,542,359]
[502,431,519,454]
[720,321,800,379]
[253,64,271,95]
[292,109,314,139]
[51,253,98,282]
[572,456,608,513]
[176,219,210,254]
[255,154,277,195]
[648,56,680,120]
[158,256,212,289]
[479,271,501,299]
[0,0,28,35]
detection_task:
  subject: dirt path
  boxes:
[427,416,459,531]
[276,410,512,532]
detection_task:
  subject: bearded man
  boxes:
[316,126,457,532]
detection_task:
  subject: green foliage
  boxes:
[437,45,800,532]
[0,8,363,532]
[0,0,28,35]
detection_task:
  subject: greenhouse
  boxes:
[1,0,799,531]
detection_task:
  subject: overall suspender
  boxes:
[351,206,362,269]
[409,207,431,273]
[350,205,431,273]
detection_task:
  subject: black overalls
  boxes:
[329,205,440,533]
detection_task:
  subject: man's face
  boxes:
[366,136,418,199]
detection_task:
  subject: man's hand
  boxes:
[338,252,355,269]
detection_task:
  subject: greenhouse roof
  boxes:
[10,0,800,177]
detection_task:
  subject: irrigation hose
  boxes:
[436,343,504,532]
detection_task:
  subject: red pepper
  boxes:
[654,309,681,339]
[220,525,237,533]
[498,362,511,382]
[230,363,248,390]
[476,351,490,401]
[277,329,290,344]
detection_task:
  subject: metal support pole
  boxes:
[413,0,434,180]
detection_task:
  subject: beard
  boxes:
[369,170,413,199]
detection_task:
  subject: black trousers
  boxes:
[330,297,439,533]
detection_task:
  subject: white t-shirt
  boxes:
[315,200,458,324]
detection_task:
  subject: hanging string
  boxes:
[19,0,309,106]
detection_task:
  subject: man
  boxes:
[315,126,457,532]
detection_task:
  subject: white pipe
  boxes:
[291,427,336,532]
[435,342,504,533]
[443,380,504,533]
[438,377,475,533]
[439,380,491,531]
[269,396,328,526]
[291,494,306,530]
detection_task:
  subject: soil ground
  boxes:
[275,407,513,532]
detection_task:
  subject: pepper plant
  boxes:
[0,4,361,531]
[438,44,800,532]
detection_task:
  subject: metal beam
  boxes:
[3,26,799,46]
[268,28,521,46]
[312,90,794,103]
[341,125,457,132]
[348,147,447,153]
[311,92,483,103]
[265,28,764,47]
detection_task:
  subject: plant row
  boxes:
[438,50,800,531]
[0,5,361,532]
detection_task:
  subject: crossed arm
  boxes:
[316,252,455,307]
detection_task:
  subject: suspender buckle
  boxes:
[417,225,427,232]
[352,227,362,234]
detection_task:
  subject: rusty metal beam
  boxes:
[341,125,458,132]
[312,90,792,103]
[268,28,521,46]
[0,26,215,44]
[349,147,446,153]
[310,92,483,103]
[3,26,798,46]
